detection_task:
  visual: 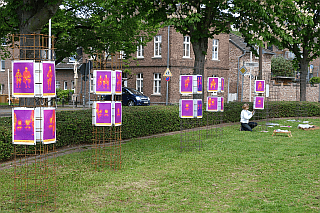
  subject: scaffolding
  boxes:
[91,52,122,171]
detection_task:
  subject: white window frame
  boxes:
[137,37,144,58]
[212,39,219,60]
[123,72,128,87]
[136,73,143,93]
[56,81,60,89]
[183,36,190,58]
[64,81,68,90]
[153,73,161,94]
[119,50,126,59]
[1,60,5,71]
[0,84,3,94]
[154,35,162,57]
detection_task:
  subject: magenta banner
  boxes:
[114,102,122,126]
[255,80,265,93]
[12,108,35,145]
[43,62,56,97]
[197,75,202,94]
[207,96,218,112]
[95,102,112,126]
[221,78,225,92]
[180,75,193,94]
[43,109,56,144]
[180,99,194,118]
[220,97,224,112]
[12,61,34,97]
[254,96,264,109]
[197,99,203,118]
[208,77,219,92]
[95,70,112,94]
[115,70,122,94]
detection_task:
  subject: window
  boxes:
[71,81,75,91]
[119,50,126,59]
[1,60,5,71]
[64,81,68,90]
[1,37,7,46]
[212,39,219,60]
[153,73,161,94]
[183,36,190,58]
[0,84,3,94]
[56,81,60,89]
[123,72,128,87]
[137,37,144,58]
[136,73,143,93]
[154,35,162,57]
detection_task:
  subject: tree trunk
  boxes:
[191,37,208,102]
[299,59,308,102]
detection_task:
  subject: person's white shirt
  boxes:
[240,109,255,123]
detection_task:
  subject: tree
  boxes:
[41,0,158,64]
[144,0,233,101]
[271,56,295,77]
[234,0,320,101]
[0,0,158,63]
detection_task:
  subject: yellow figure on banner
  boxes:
[185,77,190,88]
[14,113,17,134]
[258,99,261,105]
[103,74,110,89]
[15,69,22,88]
[208,98,214,108]
[47,66,53,90]
[23,67,31,88]
[221,79,224,90]
[49,112,56,136]
[17,120,22,130]
[96,104,102,119]
[97,75,103,89]
[210,79,216,90]
[116,73,122,91]
[258,82,262,90]
[117,108,120,117]
[185,103,189,111]
[104,109,109,116]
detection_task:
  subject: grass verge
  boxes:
[1,118,320,212]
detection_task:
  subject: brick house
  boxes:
[126,26,230,104]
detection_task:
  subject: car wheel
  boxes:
[128,100,135,106]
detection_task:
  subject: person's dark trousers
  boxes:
[241,122,258,131]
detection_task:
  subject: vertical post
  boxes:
[48,19,52,107]
[8,69,11,105]
[249,52,252,102]
[166,26,170,106]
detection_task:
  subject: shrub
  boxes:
[271,56,295,77]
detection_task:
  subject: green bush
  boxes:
[310,77,320,86]
[56,89,74,103]
[271,56,295,77]
[1,101,320,162]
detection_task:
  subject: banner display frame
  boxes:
[12,108,36,145]
[12,60,35,97]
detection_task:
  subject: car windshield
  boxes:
[126,88,143,95]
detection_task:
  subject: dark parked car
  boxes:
[101,87,150,106]
[122,87,150,106]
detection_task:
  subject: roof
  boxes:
[229,33,275,55]
[56,57,83,70]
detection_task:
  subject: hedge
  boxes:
[1,101,320,162]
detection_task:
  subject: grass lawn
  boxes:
[1,118,320,212]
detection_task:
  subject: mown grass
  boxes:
[1,118,320,212]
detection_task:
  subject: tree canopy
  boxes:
[234,0,320,101]
[0,0,159,63]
